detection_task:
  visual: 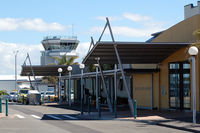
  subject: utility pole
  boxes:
[14,50,19,92]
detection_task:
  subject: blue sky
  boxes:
[0,0,198,75]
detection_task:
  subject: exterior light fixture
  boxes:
[188,46,198,124]
[67,66,72,71]
[189,46,198,56]
[67,66,73,106]
[58,68,63,104]
[79,64,85,114]
[58,68,63,73]
[79,64,85,69]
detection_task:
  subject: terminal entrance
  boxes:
[169,62,190,110]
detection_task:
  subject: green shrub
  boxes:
[0,90,8,96]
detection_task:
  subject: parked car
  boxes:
[45,91,56,102]
[18,88,30,103]
[9,92,18,102]
[27,90,41,105]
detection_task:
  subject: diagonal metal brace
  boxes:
[106,17,135,117]
[96,58,113,112]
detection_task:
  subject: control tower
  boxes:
[40,36,79,65]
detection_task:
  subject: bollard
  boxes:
[42,95,45,104]
[88,96,91,115]
[22,96,25,104]
[98,97,101,118]
[114,99,117,118]
[134,100,137,119]
[6,99,8,116]
[0,97,2,113]
[48,96,50,102]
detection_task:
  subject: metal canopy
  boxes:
[21,65,80,76]
[83,41,189,64]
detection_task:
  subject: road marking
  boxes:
[62,114,77,120]
[31,115,41,119]
[46,114,62,120]
[15,114,25,119]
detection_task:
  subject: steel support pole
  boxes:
[59,72,62,104]
[114,64,117,118]
[192,56,196,124]
[97,59,113,112]
[27,54,38,90]
[69,71,72,106]
[114,45,134,117]
[0,97,2,113]
[110,77,113,105]
[151,73,153,110]
[95,66,99,109]
[81,69,84,115]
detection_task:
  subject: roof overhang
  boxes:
[21,65,75,76]
[83,41,190,64]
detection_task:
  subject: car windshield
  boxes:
[40,92,44,94]
[46,92,54,95]
[10,92,16,95]
[19,90,29,94]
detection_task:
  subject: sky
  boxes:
[0,0,198,75]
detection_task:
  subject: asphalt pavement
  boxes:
[0,102,199,133]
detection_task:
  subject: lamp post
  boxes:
[58,68,63,104]
[94,64,99,109]
[79,64,85,115]
[67,66,73,106]
[188,46,198,124]
[14,50,19,92]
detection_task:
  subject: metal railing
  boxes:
[43,36,77,40]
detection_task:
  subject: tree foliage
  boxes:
[0,90,8,96]
[52,55,79,65]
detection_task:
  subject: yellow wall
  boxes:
[133,74,151,108]
[159,47,200,111]
[152,15,200,43]
[132,72,159,109]
[153,72,159,109]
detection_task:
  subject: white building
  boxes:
[0,75,48,93]
[40,36,79,65]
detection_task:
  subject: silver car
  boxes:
[9,92,18,102]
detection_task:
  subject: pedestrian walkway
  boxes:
[45,102,200,132]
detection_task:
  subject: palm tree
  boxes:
[42,55,79,101]
[53,55,79,65]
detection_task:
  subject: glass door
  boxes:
[169,62,190,110]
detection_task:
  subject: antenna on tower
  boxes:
[72,24,74,36]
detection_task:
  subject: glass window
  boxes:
[170,63,179,69]
[183,63,190,69]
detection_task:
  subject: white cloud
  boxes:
[91,12,166,39]
[90,25,163,38]
[0,41,43,75]
[76,42,90,63]
[123,13,152,22]
[0,18,19,31]
[0,18,66,32]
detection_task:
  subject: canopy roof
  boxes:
[21,65,81,76]
[83,41,189,64]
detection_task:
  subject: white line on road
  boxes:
[31,115,41,119]
[62,114,78,120]
[46,114,62,120]
[15,114,25,119]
